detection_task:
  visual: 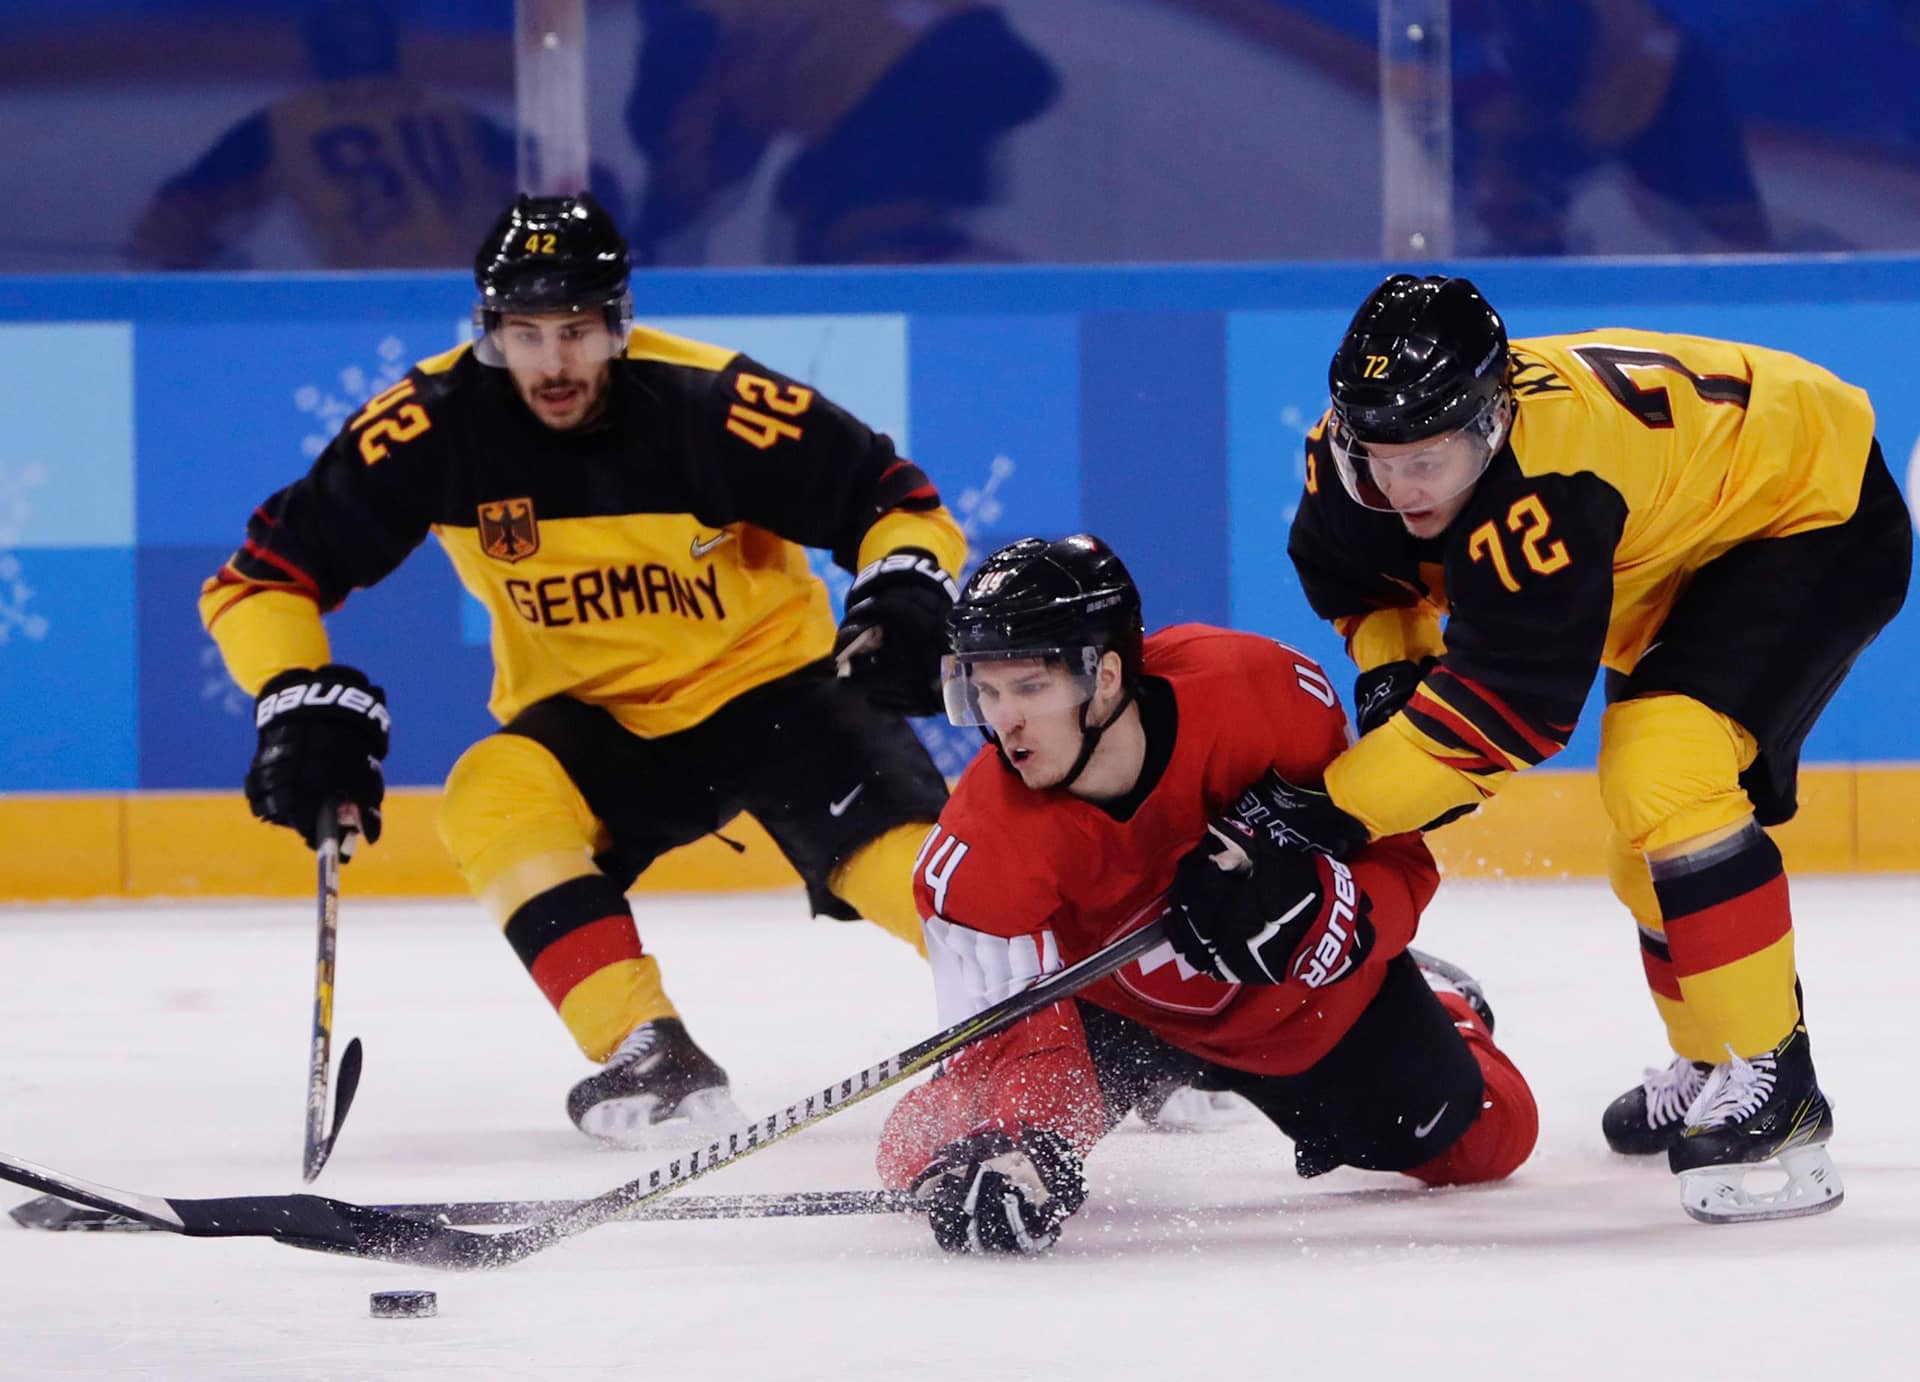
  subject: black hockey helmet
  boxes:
[1325,274,1512,512]
[943,534,1144,730]
[472,193,632,363]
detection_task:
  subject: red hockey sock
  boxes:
[1404,992,1539,1187]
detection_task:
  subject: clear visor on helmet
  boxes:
[1327,391,1510,514]
[941,646,1102,728]
[471,294,634,368]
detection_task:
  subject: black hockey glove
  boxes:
[911,1126,1087,1255]
[1353,657,1435,736]
[1166,817,1376,987]
[833,547,959,717]
[246,665,390,851]
[1216,768,1372,860]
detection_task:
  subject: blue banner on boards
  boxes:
[2,258,1916,791]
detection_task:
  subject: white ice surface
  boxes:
[2,878,1917,1380]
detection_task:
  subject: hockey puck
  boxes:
[370,1290,437,1319]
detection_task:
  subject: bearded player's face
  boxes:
[497,311,616,430]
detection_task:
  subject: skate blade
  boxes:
[577,1088,748,1147]
[1139,1088,1260,1134]
[1678,1145,1845,1224]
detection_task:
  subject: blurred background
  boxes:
[5,0,1920,897]
[9,0,1920,272]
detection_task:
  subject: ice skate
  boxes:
[1408,947,1495,1034]
[567,1018,744,1144]
[1670,1023,1843,1224]
[1602,1054,1712,1156]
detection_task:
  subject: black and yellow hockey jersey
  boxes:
[200,326,966,738]
[1289,328,1876,837]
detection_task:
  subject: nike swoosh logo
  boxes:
[691,531,731,559]
[828,784,864,817]
[1413,1101,1450,1138]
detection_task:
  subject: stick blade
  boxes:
[9,1193,124,1232]
[0,1151,510,1268]
[302,1036,364,1184]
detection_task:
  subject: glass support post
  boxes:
[514,0,589,196]
[1379,0,1454,258]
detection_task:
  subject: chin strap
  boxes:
[1052,682,1137,792]
[978,675,1138,790]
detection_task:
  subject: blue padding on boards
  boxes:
[0,548,137,789]
[141,546,498,791]
[1077,312,1228,629]
[908,314,1082,562]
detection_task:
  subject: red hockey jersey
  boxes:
[878,625,1440,1185]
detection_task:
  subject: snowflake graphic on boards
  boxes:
[200,644,252,719]
[0,460,51,645]
[292,335,412,459]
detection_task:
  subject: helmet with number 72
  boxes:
[1326,274,1512,513]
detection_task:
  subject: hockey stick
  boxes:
[303,801,364,1183]
[0,907,1169,1270]
[10,1188,916,1232]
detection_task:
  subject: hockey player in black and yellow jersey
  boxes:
[199,192,964,1143]
[1277,274,1910,1222]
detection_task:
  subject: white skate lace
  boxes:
[1683,1045,1777,1129]
[1642,1054,1709,1127]
[607,1023,662,1069]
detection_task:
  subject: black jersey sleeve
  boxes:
[693,353,950,572]
[207,368,447,612]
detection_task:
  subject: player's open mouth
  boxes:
[537,384,581,407]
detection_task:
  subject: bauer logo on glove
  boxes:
[246,665,391,850]
[1291,855,1366,988]
[847,550,961,602]
[255,677,393,735]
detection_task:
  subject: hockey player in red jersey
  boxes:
[876,534,1538,1254]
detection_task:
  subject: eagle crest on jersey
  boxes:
[478,498,539,563]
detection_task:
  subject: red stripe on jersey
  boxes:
[240,538,321,596]
[528,914,644,1007]
[1663,874,1792,978]
[203,582,266,629]
[1434,751,1509,777]
[1408,691,1513,770]
[1436,668,1566,760]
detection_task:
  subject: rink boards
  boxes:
[2,259,1916,897]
